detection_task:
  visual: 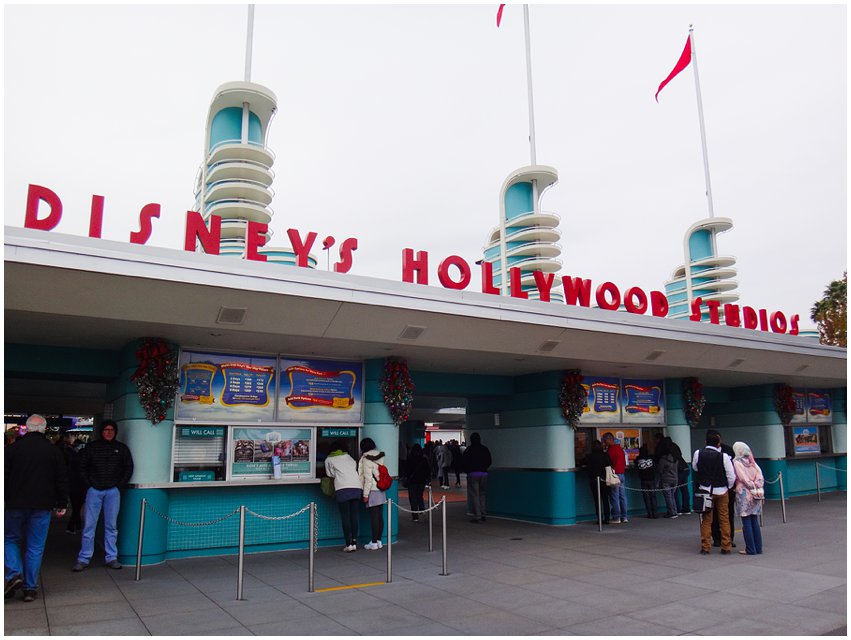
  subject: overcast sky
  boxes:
[5,3,846,330]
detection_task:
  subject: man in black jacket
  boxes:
[72,420,134,572]
[5,414,69,602]
[462,432,492,523]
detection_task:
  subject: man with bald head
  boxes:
[5,414,68,603]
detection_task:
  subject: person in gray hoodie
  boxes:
[657,439,680,519]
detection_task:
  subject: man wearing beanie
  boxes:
[72,420,134,571]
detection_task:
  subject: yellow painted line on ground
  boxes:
[314,581,385,593]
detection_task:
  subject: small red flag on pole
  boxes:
[655,35,692,102]
[497,4,506,28]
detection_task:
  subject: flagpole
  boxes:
[689,25,715,220]
[245,4,255,82]
[523,4,537,167]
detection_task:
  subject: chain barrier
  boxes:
[394,501,444,515]
[763,474,781,484]
[619,480,691,493]
[816,462,847,473]
[144,502,241,527]
[245,503,311,521]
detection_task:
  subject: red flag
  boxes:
[496,4,506,28]
[655,36,692,102]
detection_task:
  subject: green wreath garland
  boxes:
[774,384,797,426]
[558,369,587,429]
[130,338,179,425]
[682,377,706,428]
[380,358,414,426]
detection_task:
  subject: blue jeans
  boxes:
[609,474,627,520]
[5,509,51,590]
[661,483,678,515]
[741,514,763,555]
[78,487,121,563]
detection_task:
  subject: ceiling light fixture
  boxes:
[216,306,247,325]
[538,340,560,352]
[644,350,665,361]
[399,325,426,340]
[728,358,745,368]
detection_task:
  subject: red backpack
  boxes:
[375,464,393,491]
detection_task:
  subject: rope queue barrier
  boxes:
[392,495,448,578]
[595,471,788,531]
[815,462,847,503]
[134,498,316,598]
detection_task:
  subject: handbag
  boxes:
[604,466,621,487]
[320,476,335,497]
[749,487,765,500]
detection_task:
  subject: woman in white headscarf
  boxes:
[732,442,764,555]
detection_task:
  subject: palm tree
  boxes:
[810,273,847,347]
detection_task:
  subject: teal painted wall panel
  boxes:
[411,371,513,396]
[488,470,576,524]
[688,229,713,261]
[210,107,242,149]
[505,183,533,220]
[494,407,565,429]
[117,489,170,564]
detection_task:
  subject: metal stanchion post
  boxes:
[386,499,393,583]
[596,478,603,532]
[816,463,821,502]
[779,472,787,523]
[135,498,146,582]
[236,505,246,601]
[308,502,316,593]
[427,485,434,552]
[440,497,448,576]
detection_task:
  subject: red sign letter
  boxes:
[438,255,471,290]
[287,229,318,267]
[689,297,704,321]
[790,314,800,336]
[651,290,669,317]
[402,249,429,285]
[724,304,741,327]
[480,261,500,295]
[623,287,648,315]
[770,311,787,333]
[89,195,104,238]
[333,237,358,274]
[596,282,621,310]
[184,211,221,254]
[246,221,269,262]
[129,203,160,245]
[705,300,721,324]
[509,268,528,299]
[758,308,769,332]
[24,184,63,231]
[533,271,554,302]
[562,276,592,307]
[742,306,758,329]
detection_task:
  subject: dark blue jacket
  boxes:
[5,432,69,509]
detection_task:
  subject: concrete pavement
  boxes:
[4,489,846,635]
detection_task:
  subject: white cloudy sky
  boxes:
[5,3,846,330]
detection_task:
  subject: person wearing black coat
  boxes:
[5,414,69,602]
[406,444,431,522]
[584,440,612,524]
[635,444,659,518]
[59,436,86,534]
[72,420,134,572]
[462,432,492,523]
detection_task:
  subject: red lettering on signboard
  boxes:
[650,290,668,317]
[184,211,221,254]
[89,195,104,238]
[624,287,648,315]
[562,276,592,307]
[129,203,160,245]
[758,308,769,332]
[509,268,528,299]
[533,271,554,302]
[334,238,358,274]
[402,249,429,285]
[246,221,269,262]
[724,304,741,327]
[24,184,63,231]
[790,314,800,336]
[770,311,787,333]
[596,282,621,310]
[743,306,758,330]
[287,229,317,267]
[438,255,471,290]
[480,261,500,295]
[690,297,704,321]
[706,300,721,325]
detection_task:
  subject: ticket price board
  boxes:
[176,351,277,423]
[230,427,313,479]
[806,390,832,424]
[579,377,621,424]
[278,358,364,425]
[792,426,820,454]
[789,389,807,425]
[621,379,665,425]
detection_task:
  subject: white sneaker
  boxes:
[364,542,378,550]
[376,540,383,549]
[343,544,356,552]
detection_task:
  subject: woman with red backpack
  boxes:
[358,438,387,550]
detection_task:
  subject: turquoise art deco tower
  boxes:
[664,217,739,321]
[483,166,563,301]
[191,8,315,268]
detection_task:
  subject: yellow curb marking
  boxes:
[314,581,385,593]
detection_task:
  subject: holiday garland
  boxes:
[130,338,179,425]
[558,369,587,429]
[774,384,797,426]
[380,358,414,426]
[682,377,706,428]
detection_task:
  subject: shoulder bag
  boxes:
[604,465,621,487]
